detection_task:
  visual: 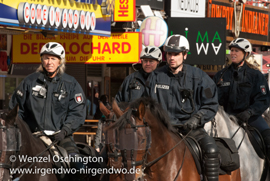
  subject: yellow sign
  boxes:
[12,32,141,64]
[114,0,135,22]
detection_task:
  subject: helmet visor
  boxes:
[164,46,186,53]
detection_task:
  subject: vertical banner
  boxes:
[114,0,136,22]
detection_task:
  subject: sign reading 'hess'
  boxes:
[17,2,96,31]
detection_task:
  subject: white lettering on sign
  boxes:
[62,9,68,28]
[36,4,42,25]
[30,4,36,24]
[41,5,48,25]
[74,10,79,30]
[55,7,61,27]
[90,12,96,31]
[85,11,91,31]
[68,9,73,29]
[18,2,96,32]
[23,3,30,23]
[49,6,55,26]
[80,11,86,30]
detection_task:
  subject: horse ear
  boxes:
[99,101,111,118]
[138,101,145,121]
[112,99,124,119]
[6,104,19,125]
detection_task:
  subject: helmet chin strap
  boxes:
[232,54,246,68]
[42,64,62,77]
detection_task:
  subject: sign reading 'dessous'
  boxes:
[12,33,141,64]
[171,0,206,17]
[167,18,226,65]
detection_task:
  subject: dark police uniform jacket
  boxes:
[9,72,86,135]
[213,63,270,116]
[115,69,153,103]
[151,64,219,126]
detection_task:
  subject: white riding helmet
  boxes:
[229,38,252,57]
[140,46,162,63]
[40,42,65,60]
[163,35,189,53]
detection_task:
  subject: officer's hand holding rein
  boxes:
[183,114,201,130]
[236,110,252,123]
[54,130,67,141]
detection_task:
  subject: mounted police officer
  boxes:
[115,46,162,103]
[213,38,270,162]
[9,42,87,181]
[151,35,220,181]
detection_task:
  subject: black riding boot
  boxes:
[261,129,270,162]
[200,136,220,181]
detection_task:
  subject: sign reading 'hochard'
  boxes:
[167,18,226,65]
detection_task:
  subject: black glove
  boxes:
[236,110,252,123]
[54,130,66,142]
[184,115,201,130]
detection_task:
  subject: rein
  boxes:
[144,130,191,168]
[10,140,58,180]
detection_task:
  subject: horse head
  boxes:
[0,105,21,181]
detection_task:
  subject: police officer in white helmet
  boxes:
[115,46,162,103]
[9,42,88,180]
[151,35,220,181]
[214,38,270,162]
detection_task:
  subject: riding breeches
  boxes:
[248,115,270,132]
[188,128,220,181]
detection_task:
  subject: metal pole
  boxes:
[268,69,270,89]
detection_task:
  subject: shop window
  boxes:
[4,77,16,109]
[86,80,101,119]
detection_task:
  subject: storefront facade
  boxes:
[0,0,112,111]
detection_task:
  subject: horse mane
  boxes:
[113,97,177,134]
[217,106,239,125]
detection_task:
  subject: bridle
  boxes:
[0,115,57,181]
[115,109,191,181]
[0,116,21,181]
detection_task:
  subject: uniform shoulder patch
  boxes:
[16,90,23,97]
[260,85,266,95]
[75,93,83,104]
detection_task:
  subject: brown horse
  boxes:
[0,106,107,181]
[99,101,130,181]
[104,97,241,181]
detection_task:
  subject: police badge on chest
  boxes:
[32,85,47,98]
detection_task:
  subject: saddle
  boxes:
[243,124,266,159]
[184,135,240,176]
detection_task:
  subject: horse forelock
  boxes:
[107,97,177,133]
[130,97,177,133]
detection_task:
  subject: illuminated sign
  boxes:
[114,0,136,22]
[168,18,226,65]
[140,16,168,47]
[12,33,141,64]
[209,2,268,36]
[0,0,111,36]
[18,2,96,32]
